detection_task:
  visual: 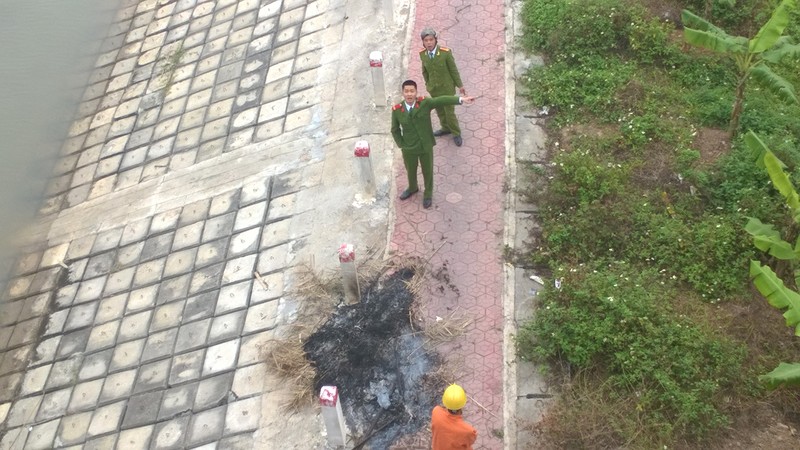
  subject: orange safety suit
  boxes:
[431,405,478,449]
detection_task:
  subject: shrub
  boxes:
[518,266,746,444]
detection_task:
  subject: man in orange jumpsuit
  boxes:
[431,384,478,449]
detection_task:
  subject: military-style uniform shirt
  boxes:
[391,95,462,154]
[420,46,463,96]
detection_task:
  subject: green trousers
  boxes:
[402,147,434,199]
[434,103,461,136]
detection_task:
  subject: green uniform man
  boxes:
[391,79,474,209]
[420,27,467,147]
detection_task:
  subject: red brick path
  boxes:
[391,1,506,448]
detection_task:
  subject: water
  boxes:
[0,0,119,276]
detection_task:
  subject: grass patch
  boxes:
[517,0,800,447]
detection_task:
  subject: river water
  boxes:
[0,0,120,276]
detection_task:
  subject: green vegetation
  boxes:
[517,0,800,447]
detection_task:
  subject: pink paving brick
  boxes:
[390,0,507,447]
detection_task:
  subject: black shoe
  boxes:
[423,198,432,209]
[399,189,418,200]
[453,135,463,146]
[433,129,451,137]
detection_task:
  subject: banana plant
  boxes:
[744,131,800,388]
[682,0,800,137]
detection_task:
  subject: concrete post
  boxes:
[354,141,375,197]
[320,386,348,447]
[339,243,360,304]
[369,51,385,107]
[382,0,393,24]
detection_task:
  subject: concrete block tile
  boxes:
[27,268,62,296]
[221,255,256,285]
[0,373,23,403]
[133,358,170,393]
[74,274,108,304]
[202,213,235,242]
[127,285,159,312]
[87,400,126,437]
[46,354,83,390]
[36,387,71,421]
[153,415,189,449]
[68,258,88,284]
[175,127,202,150]
[200,117,229,142]
[166,23,190,44]
[187,405,226,445]
[95,294,127,324]
[119,310,153,342]
[103,267,135,296]
[115,166,144,191]
[159,383,198,421]
[12,252,42,277]
[218,60,245,84]
[226,127,254,150]
[265,60,293,84]
[229,228,260,257]
[256,243,289,275]
[31,336,60,367]
[118,425,154,450]
[189,263,224,295]
[86,320,120,353]
[0,300,23,326]
[197,53,222,76]
[64,301,98,331]
[183,291,218,322]
[43,309,68,337]
[169,348,205,385]
[87,175,117,200]
[146,136,175,161]
[109,338,145,371]
[224,396,261,434]
[141,327,178,363]
[243,301,278,334]
[83,252,115,279]
[20,364,52,396]
[156,274,191,305]
[116,242,144,268]
[0,426,28,450]
[284,107,313,132]
[215,280,251,315]
[163,248,198,278]
[196,138,225,163]
[56,328,90,359]
[133,258,166,288]
[120,146,148,170]
[99,368,137,403]
[179,199,211,227]
[0,327,12,351]
[183,105,209,131]
[258,1,281,19]
[83,433,117,450]
[78,348,113,381]
[232,363,266,398]
[6,395,42,427]
[4,275,32,301]
[9,317,43,347]
[275,24,299,45]
[25,418,60,449]
[108,115,137,138]
[151,301,185,333]
[172,224,203,252]
[174,319,210,354]
[0,345,33,376]
[99,135,129,160]
[231,107,258,129]
[152,116,181,142]
[208,311,244,344]
[211,79,238,103]
[279,4,305,26]
[67,378,104,413]
[168,149,197,171]
[191,69,217,94]
[120,217,151,246]
[122,391,162,429]
[57,411,93,446]
[202,339,239,376]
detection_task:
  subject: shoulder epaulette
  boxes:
[417,96,425,102]
[392,103,403,111]
[440,47,451,52]
[419,48,427,53]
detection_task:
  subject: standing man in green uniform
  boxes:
[391,80,474,209]
[420,27,467,147]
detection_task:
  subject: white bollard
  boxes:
[369,51,385,107]
[320,386,348,447]
[354,141,376,197]
[339,243,360,304]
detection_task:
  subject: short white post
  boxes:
[354,141,376,197]
[369,51,385,107]
[339,244,360,304]
[382,0,393,24]
[320,386,348,447]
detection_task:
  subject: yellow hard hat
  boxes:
[442,384,467,410]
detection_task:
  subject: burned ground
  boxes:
[304,268,443,449]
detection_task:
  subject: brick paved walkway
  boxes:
[392,1,507,448]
